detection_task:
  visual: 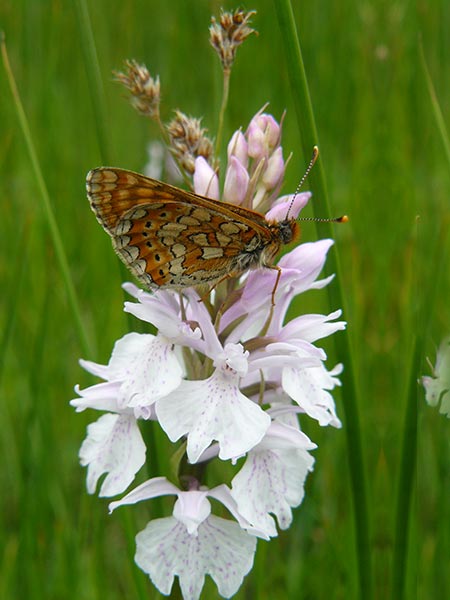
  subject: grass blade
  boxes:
[390,41,450,600]
[273,3,373,598]
[73,0,113,165]
[1,33,92,356]
[419,38,450,170]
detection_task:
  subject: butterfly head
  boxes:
[278,218,300,245]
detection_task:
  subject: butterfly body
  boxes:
[86,167,299,290]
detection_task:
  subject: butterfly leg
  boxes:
[269,265,282,307]
[258,265,282,337]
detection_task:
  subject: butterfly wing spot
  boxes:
[168,257,185,275]
[160,237,176,248]
[189,233,209,246]
[87,168,118,187]
[114,188,137,201]
[220,222,242,235]
[86,181,103,194]
[127,207,148,219]
[114,235,131,250]
[89,168,118,184]
[172,244,187,258]
[117,246,140,262]
[201,247,224,259]
[177,215,201,226]
[132,259,148,276]
[115,220,133,235]
[160,222,188,235]
[216,232,232,246]
[191,208,213,222]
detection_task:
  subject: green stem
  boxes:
[1,33,92,357]
[419,39,450,170]
[215,67,231,157]
[391,342,418,600]
[73,0,113,165]
[273,3,372,598]
[0,221,28,386]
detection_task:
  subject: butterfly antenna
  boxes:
[285,146,319,220]
[299,214,349,223]
[285,146,348,224]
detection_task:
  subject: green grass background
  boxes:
[1,1,448,599]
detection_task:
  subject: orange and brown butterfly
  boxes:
[86,167,303,292]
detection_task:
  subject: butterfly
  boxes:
[86,167,300,294]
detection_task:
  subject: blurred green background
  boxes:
[1,1,448,599]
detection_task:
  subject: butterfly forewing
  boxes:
[86,167,294,289]
[88,168,179,231]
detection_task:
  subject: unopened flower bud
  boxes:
[246,124,265,161]
[262,147,285,190]
[227,130,249,168]
[223,156,250,205]
[246,113,281,160]
[193,156,219,199]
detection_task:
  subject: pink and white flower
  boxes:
[72,110,346,599]
[109,478,260,600]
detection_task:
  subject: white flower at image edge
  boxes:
[422,336,450,417]
[109,478,258,600]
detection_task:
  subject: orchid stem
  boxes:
[215,68,231,157]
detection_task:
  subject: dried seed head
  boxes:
[166,111,214,175]
[209,9,257,71]
[114,59,160,118]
